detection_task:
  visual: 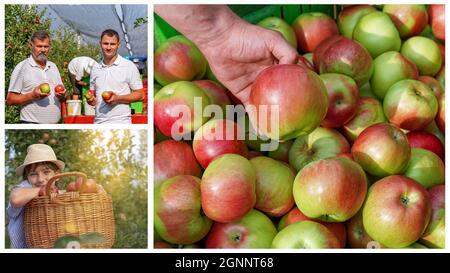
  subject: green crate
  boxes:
[80,76,90,114]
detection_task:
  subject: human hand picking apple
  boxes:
[32,84,51,100]
[101,91,116,104]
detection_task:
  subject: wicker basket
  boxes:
[24,172,115,248]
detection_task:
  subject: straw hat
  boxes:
[15,144,65,176]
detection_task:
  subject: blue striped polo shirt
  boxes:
[7,180,32,248]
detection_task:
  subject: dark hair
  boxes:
[30,30,50,43]
[23,162,60,180]
[100,29,120,42]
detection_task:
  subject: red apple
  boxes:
[383,5,428,38]
[154,140,202,186]
[249,64,328,141]
[337,5,377,38]
[154,175,212,244]
[84,90,95,101]
[246,150,263,160]
[101,91,113,101]
[383,79,438,131]
[291,12,339,53]
[193,119,248,169]
[407,131,444,159]
[154,35,207,86]
[420,185,445,248]
[205,209,277,248]
[250,156,295,217]
[288,127,350,172]
[293,157,367,222]
[154,81,211,138]
[428,5,445,41]
[342,96,387,143]
[418,75,444,100]
[352,123,411,177]
[54,84,65,94]
[192,80,231,112]
[272,221,340,248]
[362,175,432,248]
[278,207,347,248]
[319,73,359,128]
[346,210,375,248]
[79,178,98,194]
[201,154,256,223]
[313,35,373,87]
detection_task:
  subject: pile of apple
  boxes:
[154,4,445,249]
[38,177,103,196]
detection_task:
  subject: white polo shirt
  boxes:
[68,56,97,81]
[90,55,143,124]
[8,56,63,124]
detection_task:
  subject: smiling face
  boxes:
[100,34,120,63]
[25,162,59,188]
[29,38,50,65]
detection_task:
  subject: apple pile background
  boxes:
[154,4,445,249]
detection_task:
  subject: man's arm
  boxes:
[6,87,49,106]
[9,187,40,208]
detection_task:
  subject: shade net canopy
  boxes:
[38,4,148,57]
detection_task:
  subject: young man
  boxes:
[6,30,66,124]
[88,29,144,124]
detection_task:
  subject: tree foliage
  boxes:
[5,4,100,123]
[5,129,148,248]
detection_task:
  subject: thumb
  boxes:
[268,33,298,65]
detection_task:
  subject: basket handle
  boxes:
[45,171,87,196]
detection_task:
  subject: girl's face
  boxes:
[27,164,57,188]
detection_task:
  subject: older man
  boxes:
[7,30,66,124]
[88,29,144,124]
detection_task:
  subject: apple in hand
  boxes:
[205,209,277,248]
[291,12,339,53]
[84,90,95,101]
[193,119,248,169]
[383,79,438,131]
[101,91,113,101]
[370,51,419,100]
[272,221,340,249]
[201,154,256,223]
[383,5,428,38]
[319,73,359,128]
[154,35,207,86]
[293,157,367,222]
[352,11,401,58]
[154,175,212,245]
[54,84,65,95]
[250,156,295,217]
[403,148,445,189]
[154,140,202,186]
[313,35,374,87]
[249,64,328,141]
[337,5,377,39]
[362,175,431,248]
[342,96,386,143]
[39,83,51,94]
[420,185,445,248]
[352,123,411,177]
[406,131,444,159]
[154,81,211,138]
[288,127,350,172]
[257,17,297,48]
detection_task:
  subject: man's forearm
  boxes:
[6,92,35,106]
[155,5,241,49]
[116,89,144,104]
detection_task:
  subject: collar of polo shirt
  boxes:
[28,55,51,70]
[101,54,122,67]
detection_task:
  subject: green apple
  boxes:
[272,221,340,248]
[401,36,442,76]
[257,17,297,48]
[403,148,445,189]
[337,5,377,38]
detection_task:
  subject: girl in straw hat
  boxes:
[6,144,65,248]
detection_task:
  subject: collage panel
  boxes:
[5,4,148,125]
[4,129,148,249]
[153,4,445,251]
